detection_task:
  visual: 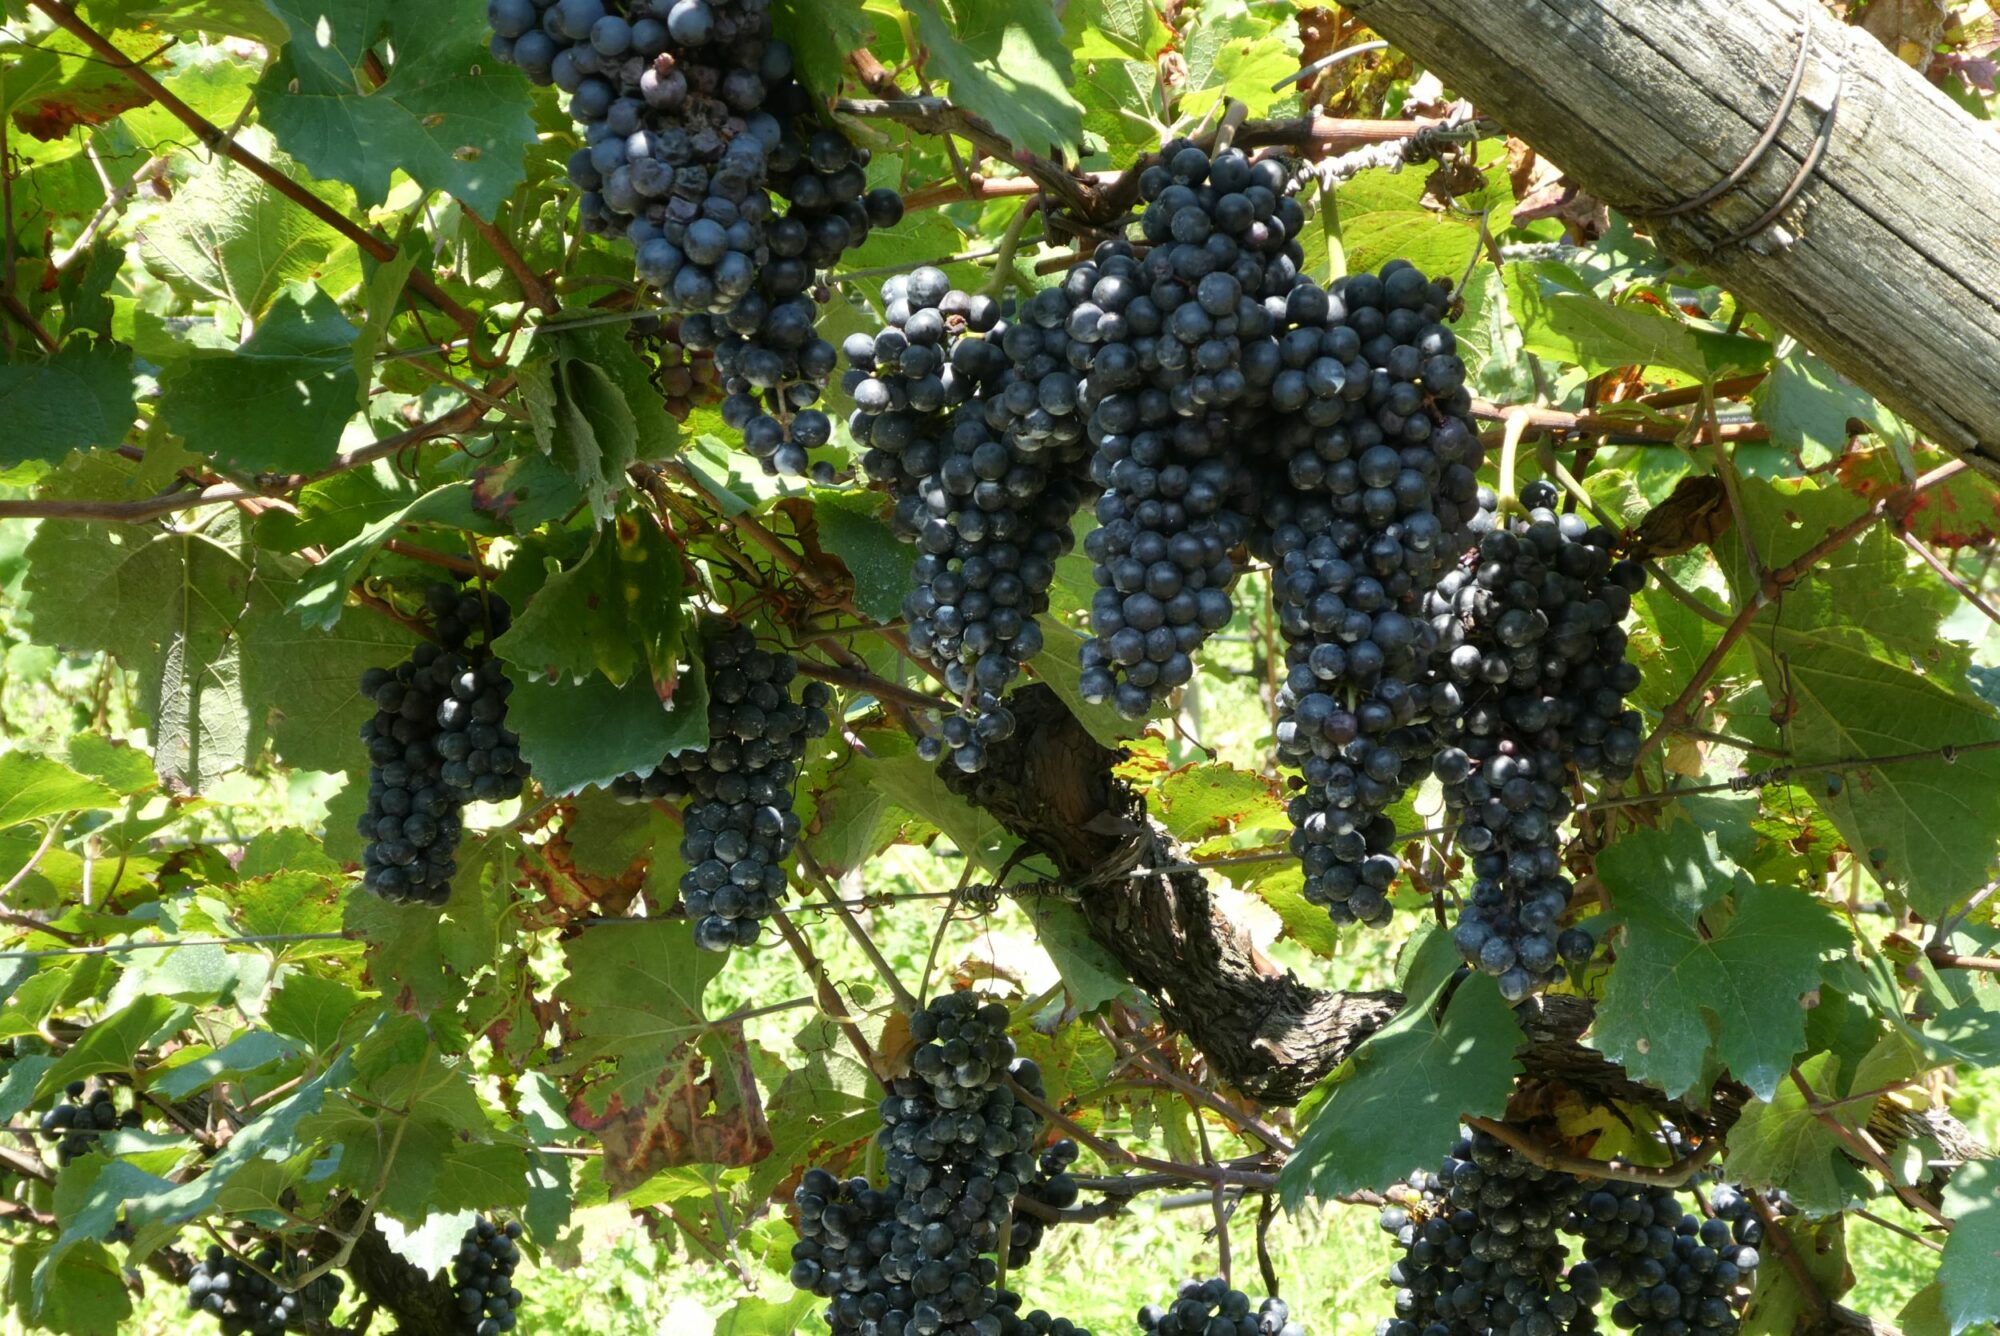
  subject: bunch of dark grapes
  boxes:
[1075,140,1314,720]
[357,586,529,906]
[791,992,1081,1336]
[629,311,723,420]
[1425,480,1644,996]
[452,1218,526,1335]
[1006,1138,1081,1269]
[995,1298,1093,1336]
[1567,1182,1760,1336]
[611,622,832,950]
[37,1080,139,1165]
[488,0,903,476]
[1138,1277,1305,1336]
[186,1244,344,1336]
[1259,261,1486,930]
[845,267,1084,769]
[1374,1130,1600,1336]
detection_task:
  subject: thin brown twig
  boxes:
[1787,1068,1950,1228]
[1465,1117,1722,1186]
[462,207,557,313]
[1750,1191,1832,1322]
[770,911,881,1077]
[1006,1081,1281,1191]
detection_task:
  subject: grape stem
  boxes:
[1462,1116,1722,1187]
[1788,1067,1952,1228]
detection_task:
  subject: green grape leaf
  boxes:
[1740,1214,1847,1336]
[1503,261,1706,381]
[290,481,485,630]
[771,0,875,96]
[493,516,685,691]
[20,1238,130,1336]
[1941,1158,2000,1332]
[805,488,916,625]
[1724,478,2000,918]
[555,922,773,1194]
[35,996,183,1101]
[1179,0,1299,120]
[1022,900,1141,1013]
[267,973,367,1054]
[242,587,419,774]
[0,752,121,829]
[905,0,1083,156]
[1723,1052,1870,1215]
[1591,822,1847,1100]
[257,0,537,215]
[713,1293,819,1336]
[1281,933,1522,1204]
[0,340,135,467]
[1752,346,1881,469]
[504,661,707,797]
[20,462,261,792]
[158,283,359,474]
[136,126,360,318]
[148,1030,302,1100]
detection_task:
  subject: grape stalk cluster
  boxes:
[357,585,531,906]
[612,621,832,950]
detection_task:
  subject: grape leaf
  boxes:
[1723,478,2000,919]
[256,0,537,215]
[713,1293,819,1336]
[1753,345,1880,469]
[1591,822,1847,1100]
[158,284,359,474]
[240,582,418,773]
[35,996,184,1101]
[1723,1051,1870,1216]
[906,0,1083,156]
[290,481,486,630]
[20,1237,130,1335]
[1503,261,1706,381]
[504,661,708,797]
[20,460,267,792]
[1941,1158,2000,1332]
[136,126,361,319]
[804,488,916,625]
[771,0,875,107]
[1740,1214,1848,1336]
[147,1030,301,1100]
[1280,932,1522,1203]
[556,922,773,1194]
[0,340,135,467]
[0,752,120,829]
[492,515,685,690]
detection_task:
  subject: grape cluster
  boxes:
[1075,141,1315,720]
[1375,1131,1600,1336]
[452,1218,527,1335]
[1425,481,1644,996]
[357,586,530,906]
[630,312,723,421]
[37,1080,139,1165]
[611,622,832,950]
[186,1244,344,1336]
[791,992,1087,1336]
[1138,1278,1305,1336]
[845,267,1084,770]
[488,0,903,476]
[1569,1182,1761,1336]
[1252,264,1486,929]
[1006,1138,1081,1269]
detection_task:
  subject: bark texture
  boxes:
[1345,0,2000,477]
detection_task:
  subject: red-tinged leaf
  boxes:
[1836,447,2000,548]
[567,1029,773,1195]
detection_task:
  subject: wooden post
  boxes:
[1349,0,2000,478]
